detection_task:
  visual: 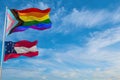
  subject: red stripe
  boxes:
[22,51,38,57]
[15,8,51,13]
[4,51,38,61]
[14,40,38,48]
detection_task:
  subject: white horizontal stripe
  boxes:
[14,46,38,54]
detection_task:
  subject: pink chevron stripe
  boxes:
[6,13,15,32]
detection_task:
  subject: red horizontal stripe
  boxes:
[22,51,38,57]
[14,40,38,48]
[4,51,38,61]
[15,8,51,13]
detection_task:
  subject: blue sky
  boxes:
[0,0,120,80]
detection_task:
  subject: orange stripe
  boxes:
[18,12,48,17]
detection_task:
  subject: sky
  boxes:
[0,0,120,80]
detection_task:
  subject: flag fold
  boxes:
[6,8,52,35]
[4,40,38,61]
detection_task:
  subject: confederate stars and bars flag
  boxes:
[4,40,38,61]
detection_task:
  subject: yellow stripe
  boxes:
[19,15,49,22]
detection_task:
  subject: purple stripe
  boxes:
[12,23,51,32]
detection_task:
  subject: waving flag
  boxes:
[6,8,52,35]
[4,40,38,61]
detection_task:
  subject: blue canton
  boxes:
[5,41,17,54]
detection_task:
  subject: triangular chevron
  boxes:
[6,9,23,35]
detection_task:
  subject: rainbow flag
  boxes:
[6,8,52,35]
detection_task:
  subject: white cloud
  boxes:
[38,2,49,9]
[3,67,120,80]
[50,7,120,34]
[39,27,120,79]
[3,68,47,80]
[62,8,109,27]
[4,26,120,79]
[20,2,49,10]
[50,7,66,33]
[4,44,120,79]
[62,8,120,28]
[112,8,120,23]
[87,27,120,52]
[2,4,120,79]
[51,7,65,22]
[20,4,32,9]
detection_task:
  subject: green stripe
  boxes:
[23,19,51,26]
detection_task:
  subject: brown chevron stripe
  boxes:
[8,10,24,34]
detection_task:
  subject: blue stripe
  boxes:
[12,23,52,32]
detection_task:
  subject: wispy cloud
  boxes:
[38,2,49,9]
[20,2,49,9]
[3,68,47,80]
[3,51,120,80]
[62,8,109,27]
[87,26,120,52]
[51,7,120,34]
[4,26,120,79]
[2,1,120,80]
[62,8,120,27]
[51,7,65,22]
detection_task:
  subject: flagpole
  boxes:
[0,6,7,80]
